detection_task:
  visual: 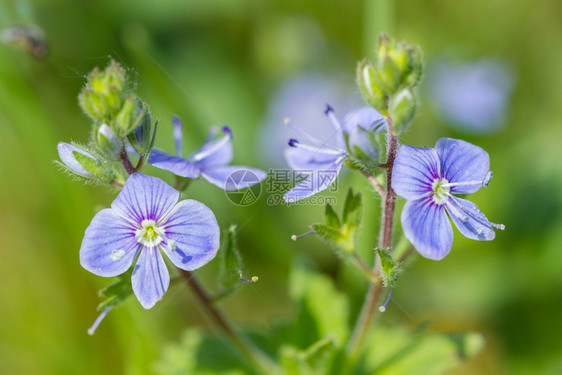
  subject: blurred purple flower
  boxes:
[392,138,504,260]
[283,105,386,202]
[80,173,220,308]
[429,59,514,133]
[148,116,266,191]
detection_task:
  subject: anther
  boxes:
[288,138,299,147]
[291,231,316,241]
[379,285,392,313]
[87,306,113,335]
[239,273,259,283]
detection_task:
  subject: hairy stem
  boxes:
[179,270,279,375]
[345,116,398,370]
[119,143,135,175]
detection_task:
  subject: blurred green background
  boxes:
[1,0,562,374]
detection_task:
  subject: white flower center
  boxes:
[431,178,450,205]
[135,219,165,247]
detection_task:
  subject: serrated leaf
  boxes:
[324,204,341,229]
[97,268,134,311]
[375,248,400,287]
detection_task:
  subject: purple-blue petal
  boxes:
[190,130,233,169]
[111,173,179,224]
[348,126,378,157]
[201,166,266,191]
[57,142,97,177]
[392,145,440,200]
[160,200,220,271]
[343,106,386,134]
[284,147,344,172]
[148,149,200,178]
[80,208,141,277]
[445,196,498,241]
[171,115,183,156]
[131,247,170,309]
[401,197,453,260]
[283,157,344,202]
[435,138,490,194]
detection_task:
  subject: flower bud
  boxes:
[357,34,424,104]
[356,59,388,114]
[56,142,111,182]
[78,60,128,121]
[96,124,119,158]
[115,95,139,136]
[390,88,416,132]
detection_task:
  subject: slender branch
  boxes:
[119,143,135,175]
[134,154,145,173]
[345,116,398,370]
[178,270,279,375]
[351,253,381,284]
[360,169,386,199]
[110,179,124,189]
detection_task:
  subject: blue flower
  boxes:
[428,59,514,134]
[147,116,266,191]
[80,173,220,308]
[392,138,504,260]
[283,105,386,202]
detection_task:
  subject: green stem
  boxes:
[179,270,280,375]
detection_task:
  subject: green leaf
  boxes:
[97,268,134,311]
[288,267,350,348]
[324,204,341,229]
[280,339,336,375]
[220,225,244,290]
[375,248,400,287]
[362,324,485,375]
[342,189,362,230]
[153,328,250,375]
[311,223,352,253]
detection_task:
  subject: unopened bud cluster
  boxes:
[57,60,156,184]
[357,34,423,131]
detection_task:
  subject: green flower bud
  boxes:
[356,59,388,115]
[357,34,424,104]
[115,94,138,136]
[390,88,416,132]
[405,45,423,87]
[78,60,128,121]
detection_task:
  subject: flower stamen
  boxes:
[135,219,165,247]
[431,178,451,205]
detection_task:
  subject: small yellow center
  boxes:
[431,178,450,205]
[135,219,164,247]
